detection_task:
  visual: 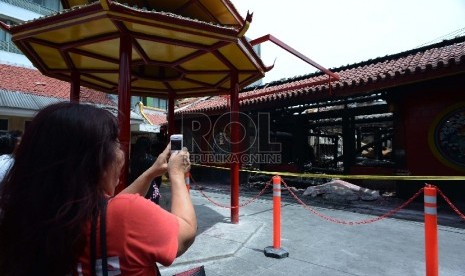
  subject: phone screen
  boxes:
[171,139,182,151]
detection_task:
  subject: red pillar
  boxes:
[230,72,240,224]
[70,70,80,103]
[116,33,132,193]
[168,92,175,137]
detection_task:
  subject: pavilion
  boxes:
[0,0,337,222]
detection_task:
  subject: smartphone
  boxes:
[170,134,183,153]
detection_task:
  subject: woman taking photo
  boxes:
[0,102,196,275]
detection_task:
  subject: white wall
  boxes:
[0,50,34,68]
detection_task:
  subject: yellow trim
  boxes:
[192,163,465,181]
[143,105,166,112]
[137,102,153,125]
[237,20,250,38]
[428,102,465,173]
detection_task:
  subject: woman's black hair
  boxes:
[0,102,119,275]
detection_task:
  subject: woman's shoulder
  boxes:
[109,193,160,213]
[108,193,176,230]
[111,193,151,204]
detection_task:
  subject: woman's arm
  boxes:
[121,145,197,255]
[168,148,197,256]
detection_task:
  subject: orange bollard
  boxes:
[264,175,289,259]
[424,184,438,276]
[185,172,190,192]
[272,175,281,249]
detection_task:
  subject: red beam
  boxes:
[168,92,176,136]
[131,37,151,64]
[80,72,118,87]
[10,5,103,36]
[172,41,229,67]
[108,8,238,41]
[60,32,121,50]
[237,37,269,72]
[67,48,120,64]
[132,32,213,50]
[70,70,80,102]
[49,68,118,74]
[230,71,240,224]
[116,33,132,192]
[14,40,52,76]
[181,77,217,89]
[212,49,236,73]
[249,34,339,80]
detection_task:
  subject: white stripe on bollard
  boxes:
[424,195,436,204]
[273,184,281,197]
[424,206,437,215]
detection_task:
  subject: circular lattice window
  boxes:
[429,103,465,172]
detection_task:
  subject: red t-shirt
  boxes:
[77,194,179,275]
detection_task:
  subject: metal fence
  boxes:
[0,0,56,16]
[0,40,22,54]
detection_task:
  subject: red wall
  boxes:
[401,77,465,175]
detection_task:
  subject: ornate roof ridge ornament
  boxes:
[237,11,253,38]
[265,59,276,73]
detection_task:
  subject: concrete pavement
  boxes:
[158,185,465,276]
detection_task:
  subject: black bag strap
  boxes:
[90,198,110,276]
[100,199,108,276]
[89,197,162,276]
[90,210,97,276]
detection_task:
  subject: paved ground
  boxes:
[158,183,465,276]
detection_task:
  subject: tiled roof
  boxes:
[176,96,228,113]
[177,35,465,114]
[0,64,115,106]
[142,108,167,126]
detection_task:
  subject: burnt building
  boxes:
[176,36,465,196]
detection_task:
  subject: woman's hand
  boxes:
[168,147,190,177]
[150,143,171,177]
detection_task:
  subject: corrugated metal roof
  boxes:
[0,89,144,123]
[0,89,60,110]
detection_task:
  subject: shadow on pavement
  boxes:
[194,204,227,235]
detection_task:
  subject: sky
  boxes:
[233,0,465,83]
